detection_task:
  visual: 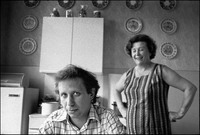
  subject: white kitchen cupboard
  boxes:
[40,17,104,73]
[0,87,39,134]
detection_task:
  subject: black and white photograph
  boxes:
[1,1,199,134]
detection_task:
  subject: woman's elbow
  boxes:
[190,84,197,95]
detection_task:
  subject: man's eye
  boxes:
[139,49,144,52]
[74,92,80,96]
[139,48,144,51]
[61,93,67,98]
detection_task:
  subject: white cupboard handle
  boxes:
[8,94,20,97]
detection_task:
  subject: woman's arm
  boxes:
[162,65,197,121]
[113,73,127,118]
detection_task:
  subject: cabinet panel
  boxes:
[72,18,104,73]
[1,88,24,133]
[40,17,73,73]
[1,87,39,134]
[28,114,48,134]
[40,17,104,73]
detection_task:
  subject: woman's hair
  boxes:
[54,64,100,104]
[125,34,157,59]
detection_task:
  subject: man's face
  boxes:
[58,78,92,121]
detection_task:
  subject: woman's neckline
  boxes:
[134,63,156,78]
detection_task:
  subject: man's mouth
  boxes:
[68,109,78,113]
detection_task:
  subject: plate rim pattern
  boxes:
[160,18,177,34]
[160,0,177,11]
[58,0,76,10]
[161,42,177,59]
[125,17,143,33]
[19,37,37,55]
[92,0,110,9]
[24,0,40,8]
[126,0,143,10]
[21,15,38,32]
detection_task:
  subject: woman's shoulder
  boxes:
[154,63,177,79]
[125,66,135,75]
[154,63,170,71]
[127,66,135,71]
[156,63,173,71]
[121,67,135,79]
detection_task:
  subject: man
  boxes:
[39,64,126,134]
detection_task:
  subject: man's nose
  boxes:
[67,96,75,106]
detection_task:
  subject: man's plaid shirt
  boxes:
[38,104,126,134]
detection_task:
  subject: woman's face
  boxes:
[58,78,93,121]
[131,41,151,65]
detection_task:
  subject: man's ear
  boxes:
[90,88,95,100]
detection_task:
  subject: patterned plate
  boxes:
[92,0,110,9]
[160,0,176,10]
[24,0,40,8]
[126,0,143,10]
[160,18,177,34]
[19,38,37,55]
[161,42,177,59]
[22,15,38,31]
[125,18,143,33]
[58,0,76,10]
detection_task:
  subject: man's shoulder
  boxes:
[92,105,126,134]
[45,108,66,121]
[93,105,116,117]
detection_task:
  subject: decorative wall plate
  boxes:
[160,18,177,34]
[125,18,142,33]
[24,0,40,8]
[161,42,177,59]
[160,0,176,10]
[58,0,75,10]
[92,0,110,9]
[19,38,37,55]
[22,15,38,31]
[126,0,143,10]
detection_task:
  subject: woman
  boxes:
[114,34,197,134]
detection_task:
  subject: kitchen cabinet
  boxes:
[1,87,39,134]
[40,17,104,73]
[28,114,48,134]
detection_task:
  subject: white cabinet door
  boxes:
[40,17,73,73]
[40,17,104,73]
[1,87,24,134]
[1,87,39,134]
[72,18,104,73]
